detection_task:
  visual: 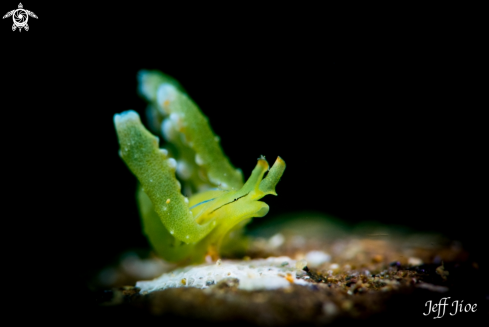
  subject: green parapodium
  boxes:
[114,71,285,264]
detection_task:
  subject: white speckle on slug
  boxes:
[113,110,140,125]
[157,84,177,111]
[184,197,189,203]
[186,235,189,239]
[136,70,155,101]
[167,158,177,170]
[170,230,174,235]
[195,154,204,166]
[159,148,168,157]
[169,113,180,125]
[177,161,192,180]
[161,119,177,142]
[176,180,181,191]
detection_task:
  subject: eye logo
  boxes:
[3,3,37,32]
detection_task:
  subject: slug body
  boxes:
[114,71,285,264]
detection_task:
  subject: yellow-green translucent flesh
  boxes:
[114,72,285,263]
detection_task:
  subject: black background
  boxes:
[1,3,485,319]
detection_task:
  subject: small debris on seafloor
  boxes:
[268,233,285,249]
[305,250,331,267]
[372,254,383,263]
[295,259,308,270]
[435,262,449,280]
[416,282,449,293]
[408,257,423,266]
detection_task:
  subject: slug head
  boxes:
[188,157,286,258]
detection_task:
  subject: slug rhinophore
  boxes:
[114,71,285,264]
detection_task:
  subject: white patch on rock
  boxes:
[136,257,309,293]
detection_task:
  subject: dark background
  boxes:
[1,3,484,314]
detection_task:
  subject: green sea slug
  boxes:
[114,71,285,264]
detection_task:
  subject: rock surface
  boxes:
[88,217,487,325]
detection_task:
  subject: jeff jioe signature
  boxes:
[423,297,477,319]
